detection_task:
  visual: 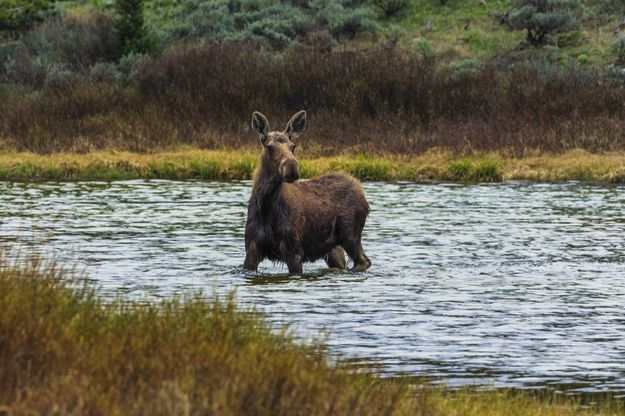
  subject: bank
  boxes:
[1,148,625,183]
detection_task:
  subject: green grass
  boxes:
[447,157,502,182]
[0,254,621,415]
[3,148,625,183]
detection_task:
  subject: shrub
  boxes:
[597,0,625,13]
[577,53,590,64]
[412,38,433,59]
[150,0,377,48]
[2,44,625,155]
[1,14,119,87]
[0,0,54,33]
[90,61,121,82]
[316,1,378,39]
[613,37,625,65]
[507,0,580,46]
[371,0,409,17]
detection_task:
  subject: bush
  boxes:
[316,0,378,39]
[0,0,54,33]
[149,0,377,48]
[596,0,625,14]
[411,38,433,59]
[507,0,580,46]
[2,44,625,155]
[613,37,625,65]
[1,14,119,88]
[90,61,121,82]
[371,0,409,17]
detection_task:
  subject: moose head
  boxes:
[251,111,306,183]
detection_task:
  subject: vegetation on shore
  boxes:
[2,44,625,157]
[2,148,625,183]
[0,254,621,415]
[2,1,625,160]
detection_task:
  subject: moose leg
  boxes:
[279,241,303,275]
[343,238,371,272]
[243,241,261,271]
[286,253,303,275]
[325,246,346,270]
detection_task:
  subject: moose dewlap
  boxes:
[243,110,371,275]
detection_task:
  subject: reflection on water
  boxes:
[2,180,625,393]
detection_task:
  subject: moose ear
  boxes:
[252,111,270,145]
[285,110,306,139]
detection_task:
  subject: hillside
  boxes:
[52,0,625,67]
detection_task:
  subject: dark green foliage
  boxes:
[507,0,580,46]
[316,0,377,39]
[613,37,625,65]
[114,0,150,54]
[0,0,54,33]
[1,14,119,87]
[149,0,377,49]
[371,0,409,17]
[595,0,625,14]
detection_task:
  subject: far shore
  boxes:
[2,148,625,183]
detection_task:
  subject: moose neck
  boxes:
[250,152,284,215]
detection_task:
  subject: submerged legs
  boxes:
[343,238,371,272]
[243,241,261,271]
[325,246,347,269]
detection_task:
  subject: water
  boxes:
[2,180,625,394]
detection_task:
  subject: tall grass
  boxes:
[3,149,625,183]
[1,44,624,155]
[0,254,416,415]
[0,254,619,415]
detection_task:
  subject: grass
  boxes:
[396,0,621,66]
[0,253,622,415]
[2,148,625,183]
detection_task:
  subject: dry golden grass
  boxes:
[0,254,619,415]
[1,148,625,183]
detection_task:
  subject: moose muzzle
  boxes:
[281,159,300,183]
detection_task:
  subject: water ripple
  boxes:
[1,180,625,392]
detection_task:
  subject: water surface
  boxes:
[2,180,625,393]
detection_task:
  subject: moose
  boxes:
[243,110,371,275]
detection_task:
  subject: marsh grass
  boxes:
[0,254,620,415]
[1,148,625,183]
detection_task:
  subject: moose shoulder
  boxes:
[243,110,371,275]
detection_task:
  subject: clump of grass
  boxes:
[330,156,392,181]
[0,254,618,415]
[447,157,502,182]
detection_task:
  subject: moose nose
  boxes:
[282,159,300,183]
[284,173,299,183]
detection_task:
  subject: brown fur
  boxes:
[243,111,371,275]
